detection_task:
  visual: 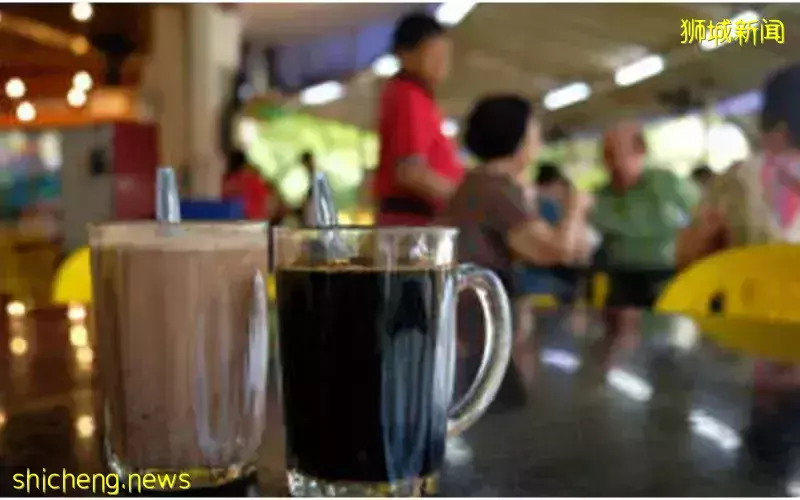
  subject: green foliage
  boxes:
[244,113,377,210]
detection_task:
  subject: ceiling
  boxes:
[240,3,422,45]
[3,3,797,136]
[0,3,149,108]
[258,3,800,135]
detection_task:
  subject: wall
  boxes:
[61,126,114,252]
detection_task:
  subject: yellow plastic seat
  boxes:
[51,246,93,305]
[687,316,800,363]
[530,294,558,309]
[656,243,800,322]
[592,272,609,309]
[267,275,276,302]
[655,243,800,362]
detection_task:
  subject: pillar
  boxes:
[140,4,243,198]
[187,4,243,198]
[140,5,188,172]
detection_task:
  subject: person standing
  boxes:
[375,12,463,226]
[591,122,699,308]
[297,150,317,223]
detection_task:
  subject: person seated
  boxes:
[440,95,592,408]
[439,95,593,300]
[677,64,800,269]
[535,162,569,224]
[222,150,285,222]
[591,121,699,309]
[514,163,585,302]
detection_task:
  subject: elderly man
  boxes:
[591,121,699,308]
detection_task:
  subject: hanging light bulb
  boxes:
[6,301,26,317]
[67,88,87,108]
[71,2,93,22]
[5,78,25,99]
[72,71,93,92]
[16,101,36,122]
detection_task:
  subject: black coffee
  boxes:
[276,266,456,483]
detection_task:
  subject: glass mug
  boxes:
[90,222,270,489]
[274,226,512,496]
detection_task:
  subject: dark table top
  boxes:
[3,305,800,496]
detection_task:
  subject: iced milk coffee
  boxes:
[90,222,269,488]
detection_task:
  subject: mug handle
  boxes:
[447,264,513,437]
[196,271,270,461]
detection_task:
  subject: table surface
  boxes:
[3,305,800,496]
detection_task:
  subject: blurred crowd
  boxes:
[222,10,800,314]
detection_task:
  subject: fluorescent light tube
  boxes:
[614,54,665,87]
[372,54,400,78]
[700,10,760,51]
[436,0,477,26]
[543,82,591,111]
[299,81,344,106]
[441,119,459,138]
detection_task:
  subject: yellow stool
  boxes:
[655,243,800,362]
[592,272,609,309]
[51,246,279,306]
[52,246,93,305]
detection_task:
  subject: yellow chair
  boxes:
[656,243,800,322]
[592,272,609,309]
[51,246,279,306]
[267,275,276,302]
[529,294,558,309]
[655,243,800,362]
[52,246,93,305]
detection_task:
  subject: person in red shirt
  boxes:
[222,150,284,221]
[375,12,464,226]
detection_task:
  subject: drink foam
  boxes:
[90,223,269,251]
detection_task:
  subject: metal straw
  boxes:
[156,166,182,223]
[305,171,350,260]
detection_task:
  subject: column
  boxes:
[140,4,243,198]
[186,4,243,198]
[139,5,189,173]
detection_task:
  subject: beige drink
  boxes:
[90,222,269,488]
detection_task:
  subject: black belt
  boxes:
[379,196,436,217]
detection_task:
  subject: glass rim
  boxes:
[272,225,459,237]
[88,220,269,231]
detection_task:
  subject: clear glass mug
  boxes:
[89,222,270,489]
[273,226,513,497]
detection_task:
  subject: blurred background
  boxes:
[0,2,797,306]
